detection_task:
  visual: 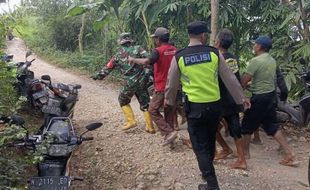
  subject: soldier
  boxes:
[92,33,155,134]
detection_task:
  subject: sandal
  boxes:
[279,158,299,167]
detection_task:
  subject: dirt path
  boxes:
[6,38,310,190]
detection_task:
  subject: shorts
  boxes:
[241,91,279,136]
[223,113,242,139]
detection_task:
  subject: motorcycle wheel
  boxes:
[276,111,290,123]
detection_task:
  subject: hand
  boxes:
[242,98,251,110]
[164,98,170,108]
[128,56,135,65]
[280,93,288,102]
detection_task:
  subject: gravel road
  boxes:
[7,38,310,190]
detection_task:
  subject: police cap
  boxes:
[187,21,210,35]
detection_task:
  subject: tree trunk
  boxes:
[299,0,310,42]
[78,13,86,55]
[141,11,153,50]
[210,0,219,46]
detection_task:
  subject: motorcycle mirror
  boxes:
[86,122,103,131]
[26,50,32,58]
[80,122,102,136]
[73,84,82,90]
[41,75,51,81]
[7,54,13,60]
[11,115,25,126]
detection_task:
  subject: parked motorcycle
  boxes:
[15,51,36,96]
[27,78,50,109]
[7,28,14,40]
[276,58,310,127]
[40,75,81,123]
[1,53,14,63]
[2,115,102,190]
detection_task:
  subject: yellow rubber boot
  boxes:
[143,111,155,134]
[121,104,137,130]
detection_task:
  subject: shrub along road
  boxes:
[7,38,310,190]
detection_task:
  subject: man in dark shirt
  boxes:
[213,29,247,170]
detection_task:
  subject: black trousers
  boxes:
[186,101,221,189]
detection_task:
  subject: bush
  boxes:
[0,57,21,115]
[0,50,30,189]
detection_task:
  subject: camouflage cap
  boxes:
[118,32,134,45]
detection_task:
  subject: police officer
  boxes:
[92,33,155,133]
[165,21,250,190]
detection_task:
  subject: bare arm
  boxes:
[128,49,159,65]
[241,73,252,89]
[164,56,180,106]
[128,57,151,65]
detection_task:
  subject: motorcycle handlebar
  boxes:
[0,115,10,123]
[8,139,37,149]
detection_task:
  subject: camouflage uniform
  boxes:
[96,45,150,111]
[93,33,155,133]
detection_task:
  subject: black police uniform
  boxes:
[178,21,221,190]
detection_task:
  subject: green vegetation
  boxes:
[10,0,309,99]
[0,0,309,188]
[0,13,43,190]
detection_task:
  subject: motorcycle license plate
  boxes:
[42,105,61,115]
[29,176,69,190]
[32,91,48,100]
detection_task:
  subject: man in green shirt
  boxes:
[241,36,297,167]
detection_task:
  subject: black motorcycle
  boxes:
[1,53,14,63]
[1,115,102,190]
[39,75,81,125]
[7,29,14,40]
[15,51,36,97]
[277,59,310,127]
[27,78,50,109]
